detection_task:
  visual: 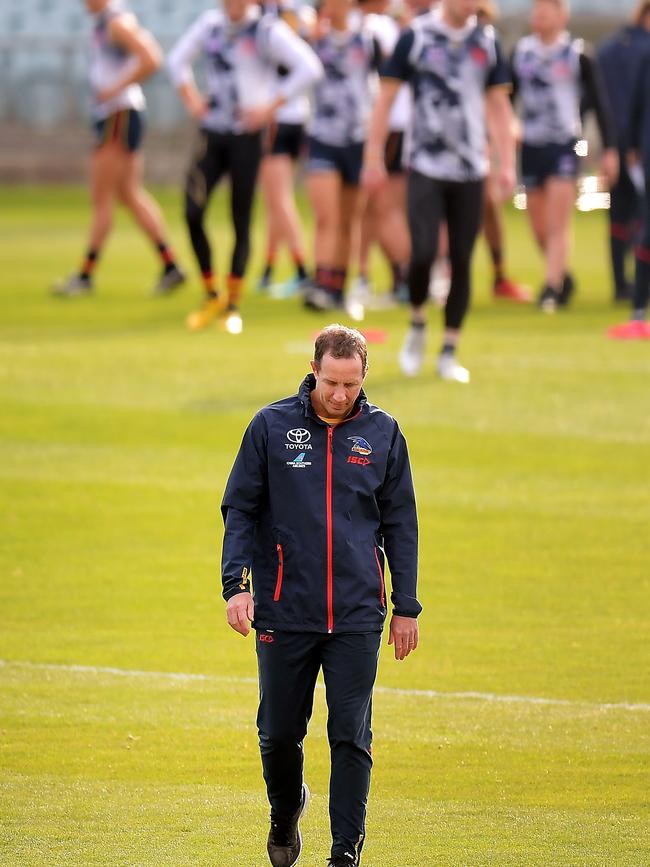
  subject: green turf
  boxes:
[1,185,649,866]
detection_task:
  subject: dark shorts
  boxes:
[265,122,305,159]
[93,109,145,153]
[521,141,578,189]
[385,130,405,175]
[306,138,364,186]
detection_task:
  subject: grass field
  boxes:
[1,185,649,866]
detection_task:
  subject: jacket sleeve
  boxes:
[377,422,421,618]
[220,412,269,602]
[579,49,616,150]
[627,56,649,152]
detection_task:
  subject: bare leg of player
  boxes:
[88,144,123,256]
[51,143,122,296]
[484,177,531,303]
[525,187,548,254]
[259,154,308,295]
[337,184,365,320]
[373,176,410,287]
[117,152,185,294]
[118,152,164,244]
[308,172,340,266]
[544,177,575,292]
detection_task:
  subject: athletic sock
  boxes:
[440,341,455,356]
[490,246,504,283]
[328,268,346,299]
[261,262,273,283]
[156,241,177,274]
[80,249,99,280]
[390,261,404,291]
[202,270,218,299]
[262,251,276,283]
[315,265,332,290]
[227,274,244,309]
[290,250,307,279]
[332,268,346,289]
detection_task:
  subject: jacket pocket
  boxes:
[374,546,386,608]
[274,543,284,602]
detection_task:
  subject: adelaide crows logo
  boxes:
[348,436,372,456]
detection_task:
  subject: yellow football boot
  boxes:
[185,294,228,331]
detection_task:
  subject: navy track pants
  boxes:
[256,629,381,860]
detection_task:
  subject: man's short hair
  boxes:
[314,324,368,375]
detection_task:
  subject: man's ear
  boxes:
[310,360,318,376]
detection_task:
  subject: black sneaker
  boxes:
[538,285,558,314]
[558,272,575,307]
[327,853,358,867]
[267,783,310,867]
[153,264,186,296]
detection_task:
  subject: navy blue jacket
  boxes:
[597,26,650,151]
[221,374,421,633]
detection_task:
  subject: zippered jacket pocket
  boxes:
[374,546,386,608]
[274,543,284,602]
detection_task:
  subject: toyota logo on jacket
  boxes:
[221,374,421,633]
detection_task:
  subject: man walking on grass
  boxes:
[221,324,421,866]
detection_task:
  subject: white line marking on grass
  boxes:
[2,659,649,713]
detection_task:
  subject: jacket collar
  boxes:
[298,373,368,422]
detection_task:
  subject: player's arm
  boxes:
[168,13,213,120]
[241,19,323,131]
[578,48,618,186]
[485,38,516,201]
[362,27,415,191]
[626,55,649,165]
[362,78,401,189]
[97,13,162,102]
[486,86,516,201]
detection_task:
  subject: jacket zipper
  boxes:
[321,409,362,633]
[326,426,334,632]
[374,546,386,608]
[273,543,284,602]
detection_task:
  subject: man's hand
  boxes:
[388,614,419,661]
[495,164,516,204]
[226,591,254,636]
[361,160,387,193]
[96,84,121,104]
[240,104,275,132]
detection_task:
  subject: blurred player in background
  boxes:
[511,0,617,314]
[54,0,185,297]
[302,0,383,314]
[352,0,411,307]
[597,1,650,305]
[608,4,650,340]
[168,0,322,332]
[364,0,516,384]
[257,0,315,298]
[477,0,531,303]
